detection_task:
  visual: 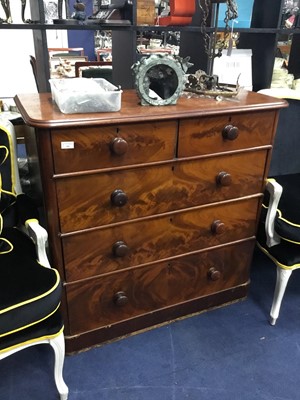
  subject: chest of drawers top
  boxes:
[15,90,287,130]
[15,90,287,179]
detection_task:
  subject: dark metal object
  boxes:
[88,0,132,24]
[0,0,32,23]
[196,0,239,97]
[185,70,240,98]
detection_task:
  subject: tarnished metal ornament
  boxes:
[132,54,193,106]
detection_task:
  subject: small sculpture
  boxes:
[57,0,70,21]
[54,0,85,24]
[72,0,86,21]
[0,0,29,23]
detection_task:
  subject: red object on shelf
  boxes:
[159,0,196,26]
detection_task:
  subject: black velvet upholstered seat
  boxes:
[0,120,68,399]
[257,173,300,325]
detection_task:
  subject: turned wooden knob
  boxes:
[211,220,226,235]
[222,124,239,141]
[216,171,232,187]
[110,137,128,156]
[208,267,221,281]
[110,189,128,207]
[112,241,129,257]
[113,291,128,307]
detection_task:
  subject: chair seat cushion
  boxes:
[0,227,62,338]
[257,213,300,269]
[0,308,63,352]
[265,173,300,243]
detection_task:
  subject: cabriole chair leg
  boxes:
[49,332,69,400]
[270,266,293,326]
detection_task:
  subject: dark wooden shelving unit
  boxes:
[1,0,299,91]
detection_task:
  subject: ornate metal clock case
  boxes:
[132,54,192,106]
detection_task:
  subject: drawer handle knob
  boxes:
[208,267,221,281]
[211,220,226,235]
[113,291,129,307]
[110,137,128,156]
[216,171,232,187]
[112,241,129,257]
[111,189,128,207]
[222,125,239,141]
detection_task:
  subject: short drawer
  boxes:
[62,197,259,281]
[66,240,254,335]
[51,120,177,173]
[178,110,275,157]
[56,150,266,233]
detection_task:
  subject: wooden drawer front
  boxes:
[178,111,275,157]
[66,240,254,334]
[51,121,177,173]
[63,197,258,281]
[56,150,266,233]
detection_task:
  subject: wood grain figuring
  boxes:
[51,121,177,174]
[178,111,275,157]
[66,240,254,334]
[62,197,259,281]
[56,150,266,233]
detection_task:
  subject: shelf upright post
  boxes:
[29,0,50,92]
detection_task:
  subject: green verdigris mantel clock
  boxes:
[132,54,193,106]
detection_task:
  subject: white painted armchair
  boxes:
[257,175,300,325]
[0,118,68,400]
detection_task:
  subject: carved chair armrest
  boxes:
[264,178,283,248]
[25,219,51,269]
[15,194,51,268]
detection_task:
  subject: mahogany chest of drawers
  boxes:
[15,90,287,353]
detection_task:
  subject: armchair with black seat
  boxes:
[256,174,300,326]
[0,119,68,399]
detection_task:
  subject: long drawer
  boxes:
[62,197,259,281]
[51,120,177,173]
[66,240,254,335]
[56,150,267,233]
[178,110,275,157]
